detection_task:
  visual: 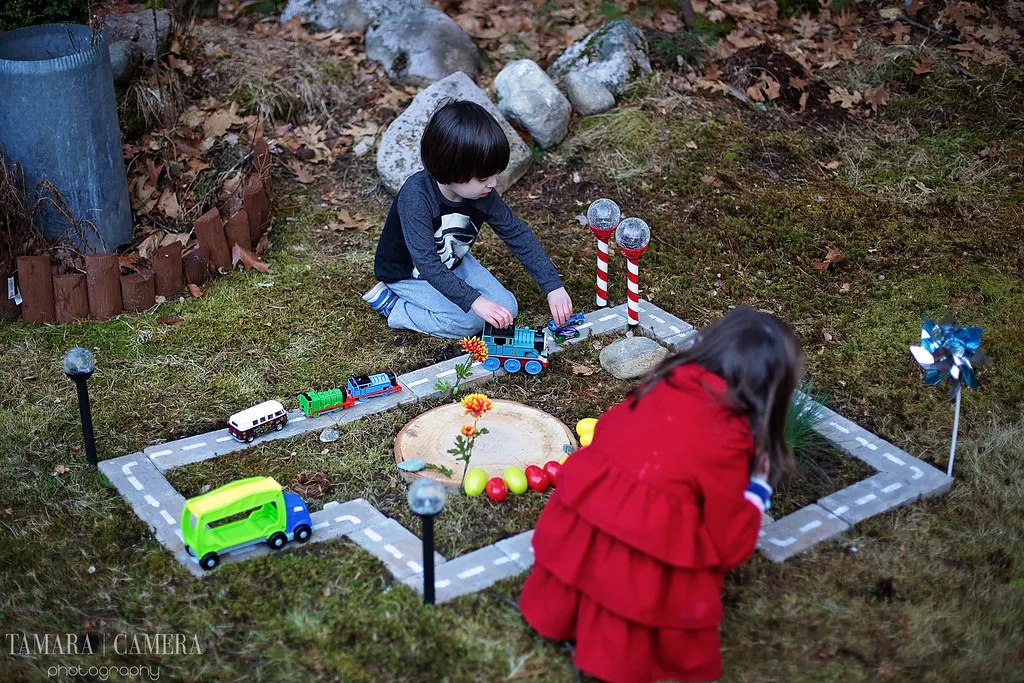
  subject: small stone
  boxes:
[599,336,668,380]
[320,428,339,442]
[565,71,616,116]
[397,459,426,472]
[352,137,376,157]
[494,60,571,149]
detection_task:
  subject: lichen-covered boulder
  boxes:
[281,0,421,32]
[376,72,531,194]
[547,20,652,96]
[365,5,480,86]
[565,71,616,116]
[599,336,668,380]
[494,60,571,149]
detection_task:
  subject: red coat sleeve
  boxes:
[693,443,763,572]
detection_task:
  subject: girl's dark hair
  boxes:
[420,99,510,185]
[629,306,804,484]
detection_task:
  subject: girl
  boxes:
[520,306,804,682]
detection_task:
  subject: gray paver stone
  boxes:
[495,531,535,571]
[635,299,694,342]
[348,518,445,580]
[757,504,849,562]
[310,498,387,542]
[404,543,525,603]
[817,471,925,526]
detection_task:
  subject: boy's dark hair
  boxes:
[420,99,510,185]
[629,306,804,485]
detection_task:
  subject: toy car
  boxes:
[180,476,312,571]
[228,400,288,443]
[480,321,549,374]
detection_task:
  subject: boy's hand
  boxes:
[471,296,514,329]
[547,287,573,327]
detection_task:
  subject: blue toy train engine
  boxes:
[480,322,549,375]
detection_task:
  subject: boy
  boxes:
[363,99,573,338]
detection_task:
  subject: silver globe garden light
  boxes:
[586,198,621,308]
[408,478,447,604]
[614,218,652,329]
[63,347,98,467]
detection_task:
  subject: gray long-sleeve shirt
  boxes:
[373,170,563,312]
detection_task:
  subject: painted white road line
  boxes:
[669,325,681,334]
[883,452,906,466]
[144,495,160,507]
[856,494,878,505]
[829,422,851,435]
[910,466,924,479]
[435,579,451,589]
[150,450,172,457]
[335,515,361,525]
[293,416,306,422]
[856,437,878,450]
[457,566,485,579]
[881,483,903,494]
[833,506,850,516]
[216,436,233,443]
[651,315,665,324]
[406,378,430,387]
[407,561,422,573]
[576,322,592,330]
[364,528,383,543]
[769,537,797,547]
[493,556,511,566]
[384,544,404,559]
[122,462,137,474]
[799,520,823,533]
[159,510,177,525]
[598,314,617,322]
[127,477,144,491]
[436,369,456,378]
[181,442,206,451]
[313,522,330,530]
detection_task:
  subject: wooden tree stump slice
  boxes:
[184,248,210,286]
[242,173,269,245]
[84,253,122,320]
[121,272,155,313]
[0,268,20,320]
[194,207,231,273]
[223,209,251,251]
[53,273,89,322]
[152,243,183,299]
[16,255,55,323]
[394,399,576,488]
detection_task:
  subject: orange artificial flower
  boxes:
[461,393,493,419]
[460,336,489,363]
[461,424,476,438]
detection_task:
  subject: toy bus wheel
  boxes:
[294,524,312,543]
[268,532,288,550]
[245,434,254,443]
[275,422,284,431]
[524,360,544,375]
[503,358,522,373]
[482,357,501,372]
[200,552,220,571]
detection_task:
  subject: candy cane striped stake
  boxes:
[586,199,621,309]
[615,218,652,330]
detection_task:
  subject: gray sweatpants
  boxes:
[386,254,518,339]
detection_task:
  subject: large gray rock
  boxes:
[565,71,616,116]
[547,20,652,96]
[365,5,480,86]
[280,0,421,32]
[102,9,172,60]
[599,336,668,380]
[494,60,570,150]
[376,72,531,195]
[109,40,143,87]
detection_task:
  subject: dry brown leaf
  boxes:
[157,315,184,325]
[726,29,763,49]
[231,244,271,273]
[188,283,204,298]
[814,248,846,271]
[762,76,782,100]
[746,84,765,102]
[159,232,190,248]
[701,175,722,187]
[864,86,889,112]
[571,363,595,376]
[287,160,317,184]
[799,91,809,113]
[157,190,181,219]
[794,15,821,38]
[685,140,698,150]
[168,54,193,76]
[789,76,809,90]
[978,141,999,158]
[828,86,862,109]
[119,254,139,271]
[821,160,841,170]
[204,102,246,139]
[179,107,206,129]
[912,58,936,75]
[137,233,162,259]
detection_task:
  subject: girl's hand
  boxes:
[547,287,573,327]
[471,296,514,329]
[752,450,771,480]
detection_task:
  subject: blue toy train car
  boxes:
[480,322,549,375]
[298,371,400,417]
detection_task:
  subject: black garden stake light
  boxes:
[407,478,447,604]
[63,347,97,467]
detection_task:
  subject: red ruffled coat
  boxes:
[520,364,763,683]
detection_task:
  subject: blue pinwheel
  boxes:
[909,317,989,478]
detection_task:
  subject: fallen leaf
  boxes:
[746,83,766,102]
[879,7,902,20]
[685,140,698,150]
[54,465,68,475]
[840,283,851,293]
[136,233,162,259]
[204,102,246,139]
[571,363,595,376]
[157,315,184,325]
[178,107,206,129]
[864,86,889,112]
[762,76,782,100]
[726,29,763,49]
[329,208,366,231]
[794,15,821,38]
[789,76,809,90]
[157,190,181,219]
[188,284,204,298]
[978,141,999,158]
[160,232,190,249]
[287,160,317,184]
[701,175,722,187]
[231,244,271,273]
[168,54,193,76]
[799,91,809,113]
[913,179,935,194]
[912,58,936,75]
[814,248,846,271]
[119,254,139,271]
[821,160,842,170]
[828,86,862,109]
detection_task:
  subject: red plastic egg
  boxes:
[525,465,550,492]
[485,477,508,502]
[542,460,562,487]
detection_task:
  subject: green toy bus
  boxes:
[180,477,313,570]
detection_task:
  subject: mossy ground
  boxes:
[2,9,1023,682]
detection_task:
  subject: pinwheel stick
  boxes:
[948,385,962,478]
